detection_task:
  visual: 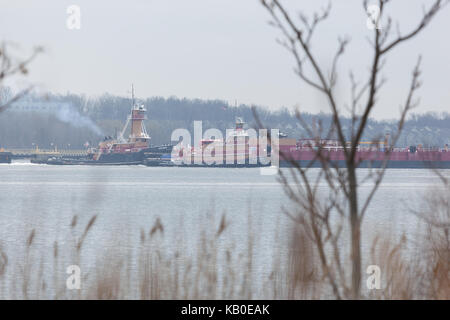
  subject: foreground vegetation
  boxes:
[0,185,447,300]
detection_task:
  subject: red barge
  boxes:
[164,121,450,169]
[278,138,450,169]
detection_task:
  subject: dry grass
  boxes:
[414,185,450,299]
[0,191,448,300]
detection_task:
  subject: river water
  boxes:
[0,161,448,298]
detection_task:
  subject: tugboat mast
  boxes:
[118,85,150,143]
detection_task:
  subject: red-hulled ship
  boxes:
[48,88,154,165]
[164,117,269,167]
[159,119,450,169]
[278,135,450,169]
[87,102,151,163]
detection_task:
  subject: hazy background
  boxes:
[0,0,449,119]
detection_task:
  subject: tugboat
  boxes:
[48,87,153,165]
[146,117,272,167]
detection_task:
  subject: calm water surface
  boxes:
[0,161,448,297]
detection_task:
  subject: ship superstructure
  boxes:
[167,117,266,166]
[46,86,153,165]
[87,87,151,162]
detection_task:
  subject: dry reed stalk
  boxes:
[1,198,448,300]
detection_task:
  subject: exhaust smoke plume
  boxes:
[56,103,103,136]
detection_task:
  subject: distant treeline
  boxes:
[0,90,449,148]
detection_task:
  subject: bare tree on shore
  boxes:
[258,0,448,299]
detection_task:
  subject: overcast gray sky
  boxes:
[1,0,449,119]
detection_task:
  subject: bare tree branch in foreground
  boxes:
[258,0,448,299]
[0,42,41,113]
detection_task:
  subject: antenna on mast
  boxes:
[131,84,135,107]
